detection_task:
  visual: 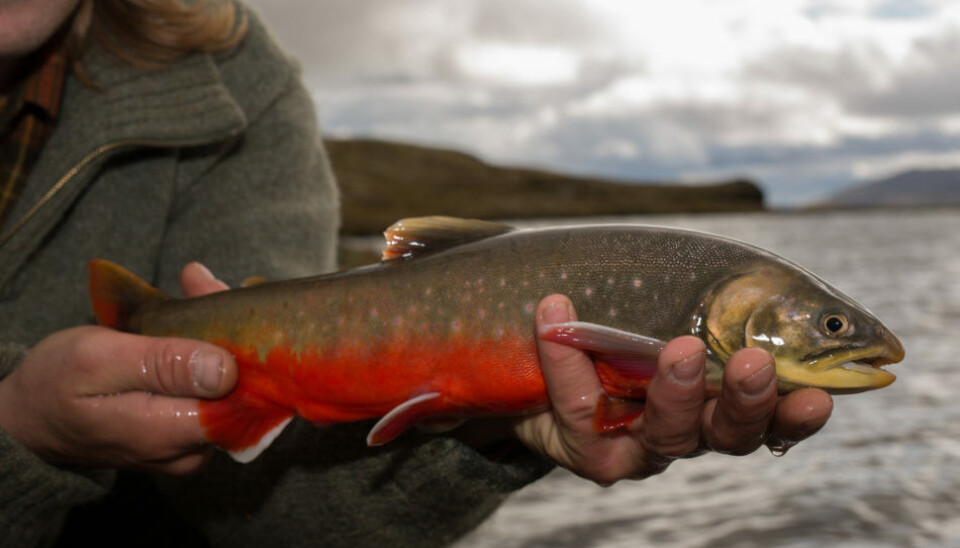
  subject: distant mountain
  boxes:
[823,168,960,208]
[324,138,764,235]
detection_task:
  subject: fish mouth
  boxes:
[778,340,904,394]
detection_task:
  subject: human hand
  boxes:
[513,294,834,485]
[0,263,235,475]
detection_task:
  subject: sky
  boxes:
[243,0,960,206]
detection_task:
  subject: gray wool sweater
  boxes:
[0,7,551,547]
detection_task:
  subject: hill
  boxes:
[823,168,960,208]
[325,139,764,235]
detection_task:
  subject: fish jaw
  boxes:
[775,340,903,394]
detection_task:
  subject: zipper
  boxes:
[0,137,215,248]
[0,142,130,248]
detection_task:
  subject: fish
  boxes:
[88,216,905,463]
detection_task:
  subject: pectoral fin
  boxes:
[538,321,664,397]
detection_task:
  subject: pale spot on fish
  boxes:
[607,277,614,285]
[498,302,505,309]
[297,310,306,318]
[500,278,507,287]
[370,308,379,319]
[609,309,617,317]
[524,302,535,314]
[633,278,642,288]
[585,288,593,296]
[393,316,403,327]
[522,280,530,287]
[451,319,462,332]
[495,327,505,338]
[477,309,486,320]
[539,272,546,279]
[463,294,472,303]
[425,287,433,296]
[408,305,417,314]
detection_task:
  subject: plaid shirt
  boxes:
[0,48,67,228]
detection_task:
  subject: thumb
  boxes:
[180,261,230,298]
[75,327,238,399]
[535,295,603,429]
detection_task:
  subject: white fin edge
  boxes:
[366,392,441,446]
[227,416,294,463]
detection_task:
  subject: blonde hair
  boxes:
[67,0,248,83]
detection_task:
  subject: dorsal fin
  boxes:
[382,216,513,261]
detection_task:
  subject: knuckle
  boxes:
[142,340,189,395]
[69,329,111,377]
[707,429,768,456]
[628,454,674,481]
[555,393,601,429]
[645,432,701,458]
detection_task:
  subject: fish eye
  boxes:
[821,313,852,337]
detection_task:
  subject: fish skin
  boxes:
[88,217,903,462]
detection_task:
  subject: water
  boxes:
[455,207,960,548]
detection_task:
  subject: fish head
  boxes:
[703,264,904,394]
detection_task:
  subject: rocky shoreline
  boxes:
[326,138,765,236]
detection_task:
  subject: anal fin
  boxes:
[199,390,294,463]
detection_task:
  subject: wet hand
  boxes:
[0,263,235,474]
[512,294,834,485]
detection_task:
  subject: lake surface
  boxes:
[456,207,960,548]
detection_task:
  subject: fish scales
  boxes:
[133,226,754,391]
[89,218,903,462]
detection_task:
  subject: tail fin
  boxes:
[88,259,169,330]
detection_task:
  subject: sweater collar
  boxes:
[63,43,248,147]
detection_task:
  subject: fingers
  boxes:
[766,388,833,454]
[78,391,211,462]
[72,327,238,399]
[534,295,604,429]
[638,336,707,458]
[73,401,214,475]
[702,347,778,455]
[180,261,229,297]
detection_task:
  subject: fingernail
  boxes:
[539,300,572,324]
[193,262,215,281]
[191,351,223,394]
[669,353,704,385]
[740,362,775,396]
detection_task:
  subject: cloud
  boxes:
[744,26,960,119]
[244,0,960,206]
[853,29,960,118]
